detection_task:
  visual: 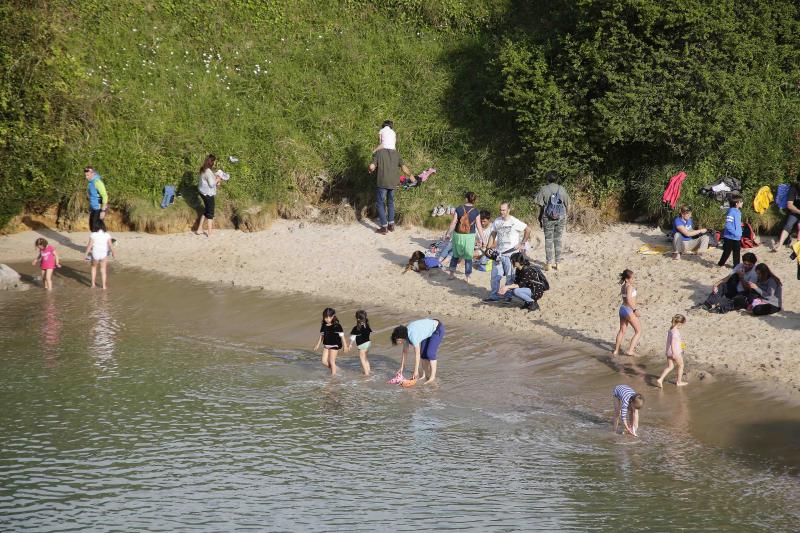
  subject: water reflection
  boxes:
[40,291,62,367]
[90,291,119,377]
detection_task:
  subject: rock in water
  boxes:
[0,264,27,291]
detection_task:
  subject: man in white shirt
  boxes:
[484,202,530,302]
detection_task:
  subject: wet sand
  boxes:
[1,220,799,396]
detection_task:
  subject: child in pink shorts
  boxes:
[32,238,60,290]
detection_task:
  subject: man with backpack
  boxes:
[535,171,571,271]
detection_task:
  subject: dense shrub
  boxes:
[495,0,800,227]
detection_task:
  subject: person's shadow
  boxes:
[55,264,91,286]
[22,216,85,252]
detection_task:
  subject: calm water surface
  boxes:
[1,264,798,531]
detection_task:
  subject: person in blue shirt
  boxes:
[718,195,743,267]
[85,166,109,231]
[390,318,445,385]
[671,205,709,260]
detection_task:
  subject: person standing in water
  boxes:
[390,318,444,385]
[613,384,644,437]
[85,219,115,289]
[349,310,373,376]
[314,308,349,376]
[612,269,642,356]
[656,314,688,388]
[32,238,60,290]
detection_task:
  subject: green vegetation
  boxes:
[2,0,799,233]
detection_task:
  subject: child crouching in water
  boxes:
[613,384,644,437]
[314,308,349,376]
[32,238,60,290]
[349,310,372,375]
[656,314,688,387]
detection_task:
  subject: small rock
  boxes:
[0,264,27,291]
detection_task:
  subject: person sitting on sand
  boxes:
[613,384,643,437]
[701,252,757,311]
[656,314,688,388]
[671,205,709,260]
[742,263,782,316]
[390,318,444,385]
[612,269,642,356]
[497,252,548,311]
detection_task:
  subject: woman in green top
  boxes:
[445,192,485,283]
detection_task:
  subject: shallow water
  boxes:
[1,264,799,531]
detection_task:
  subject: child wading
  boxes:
[613,384,644,437]
[314,308,349,376]
[656,314,688,388]
[85,220,115,289]
[32,238,60,290]
[349,310,372,375]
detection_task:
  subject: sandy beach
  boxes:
[2,219,798,394]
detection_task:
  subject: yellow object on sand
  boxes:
[753,186,774,214]
[792,242,800,264]
[637,244,671,255]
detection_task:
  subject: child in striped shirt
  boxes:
[613,384,644,437]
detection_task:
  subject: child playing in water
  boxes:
[85,220,115,289]
[349,310,372,376]
[613,384,644,437]
[656,314,688,388]
[32,238,60,290]
[372,119,396,152]
[314,308,349,376]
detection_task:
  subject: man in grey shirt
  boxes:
[534,171,571,271]
[368,148,415,234]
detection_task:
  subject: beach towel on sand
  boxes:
[637,244,672,255]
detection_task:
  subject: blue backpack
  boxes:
[545,189,566,220]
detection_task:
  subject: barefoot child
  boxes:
[314,308,349,376]
[613,384,644,437]
[349,310,372,375]
[32,238,60,290]
[85,220,115,289]
[656,314,688,388]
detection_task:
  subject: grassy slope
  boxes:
[49,0,530,230]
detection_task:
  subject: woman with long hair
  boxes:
[196,154,220,237]
[612,269,642,356]
[746,263,782,316]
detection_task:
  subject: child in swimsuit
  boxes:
[32,238,60,290]
[656,314,688,388]
[612,269,642,356]
[314,308,349,376]
[613,384,644,437]
[349,310,372,376]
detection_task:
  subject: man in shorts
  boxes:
[391,318,444,384]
